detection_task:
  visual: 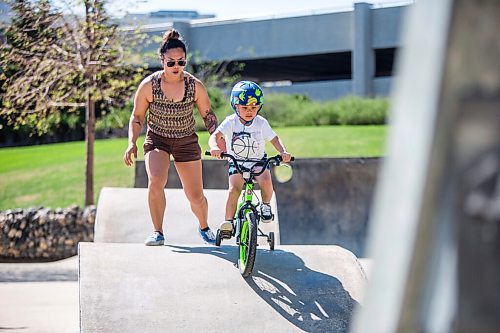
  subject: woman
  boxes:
[123,29,218,246]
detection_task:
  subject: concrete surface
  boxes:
[94,187,279,247]
[273,158,378,257]
[0,257,79,333]
[0,281,79,333]
[0,178,374,333]
[79,242,367,333]
[0,251,371,333]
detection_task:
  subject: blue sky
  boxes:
[105,0,411,19]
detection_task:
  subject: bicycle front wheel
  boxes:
[238,211,258,277]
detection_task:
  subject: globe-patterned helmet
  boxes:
[230,81,264,113]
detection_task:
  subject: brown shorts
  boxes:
[143,131,201,162]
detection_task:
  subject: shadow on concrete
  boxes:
[167,245,358,333]
[0,256,78,282]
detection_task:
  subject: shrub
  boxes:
[259,94,388,127]
[95,102,132,133]
[334,96,389,125]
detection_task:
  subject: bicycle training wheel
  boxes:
[238,211,258,277]
[215,229,222,246]
[268,231,275,251]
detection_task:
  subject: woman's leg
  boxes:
[226,174,245,220]
[175,160,209,228]
[256,169,273,203]
[145,149,170,233]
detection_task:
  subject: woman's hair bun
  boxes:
[158,28,187,58]
[163,29,181,43]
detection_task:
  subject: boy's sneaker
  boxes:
[219,220,233,233]
[260,203,274,223]
[144,231,165,246]
[198,227,216,245]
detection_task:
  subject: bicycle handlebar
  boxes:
[204,151,294,177]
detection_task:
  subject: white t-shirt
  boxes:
[217,114,277,166]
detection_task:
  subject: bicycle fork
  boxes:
[235,182,256,245]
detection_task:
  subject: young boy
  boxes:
[208,81,291,234]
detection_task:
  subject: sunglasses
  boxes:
[165,59,187,67]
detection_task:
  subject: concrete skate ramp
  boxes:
[94,187,279,246]
[135,158,380,256]
[79,242,367,333]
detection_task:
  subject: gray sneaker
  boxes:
[145,231,165,246]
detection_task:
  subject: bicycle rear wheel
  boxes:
[238,211,258,277]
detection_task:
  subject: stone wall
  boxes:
[0,206,95,262]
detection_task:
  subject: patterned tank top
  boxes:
[147,71,196,138]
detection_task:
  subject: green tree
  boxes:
[0,0,144,206]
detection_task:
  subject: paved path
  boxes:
[0,281,78,333]
[0,257,79,333]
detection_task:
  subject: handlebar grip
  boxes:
[276,155,295,162]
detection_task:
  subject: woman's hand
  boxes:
[124,142,138,166]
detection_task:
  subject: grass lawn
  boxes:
[0,125,386,210]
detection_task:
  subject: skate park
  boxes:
[80,155,377,332]
[1,0,499,332]
[82,0,500,330]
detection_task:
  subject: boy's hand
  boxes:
[280,151,292,163]
[217,137,227,152]
[210,149,224,159]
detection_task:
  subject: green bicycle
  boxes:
[205,151,294,277]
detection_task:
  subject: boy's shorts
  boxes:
[228,160,270,177]
[143,130,201,162]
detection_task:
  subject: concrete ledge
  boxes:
[79,242,367,333]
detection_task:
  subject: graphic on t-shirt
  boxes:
[231,132,260,159]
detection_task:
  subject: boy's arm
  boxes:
[270,136,291,163]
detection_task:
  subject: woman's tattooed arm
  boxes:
[203,109,218,134]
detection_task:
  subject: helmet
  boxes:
[230,81,264,113]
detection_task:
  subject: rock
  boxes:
[8,229,16,238]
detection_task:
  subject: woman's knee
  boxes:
[185,191,206,205]
[148,175,167,194]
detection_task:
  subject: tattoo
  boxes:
[203,109,218,134]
